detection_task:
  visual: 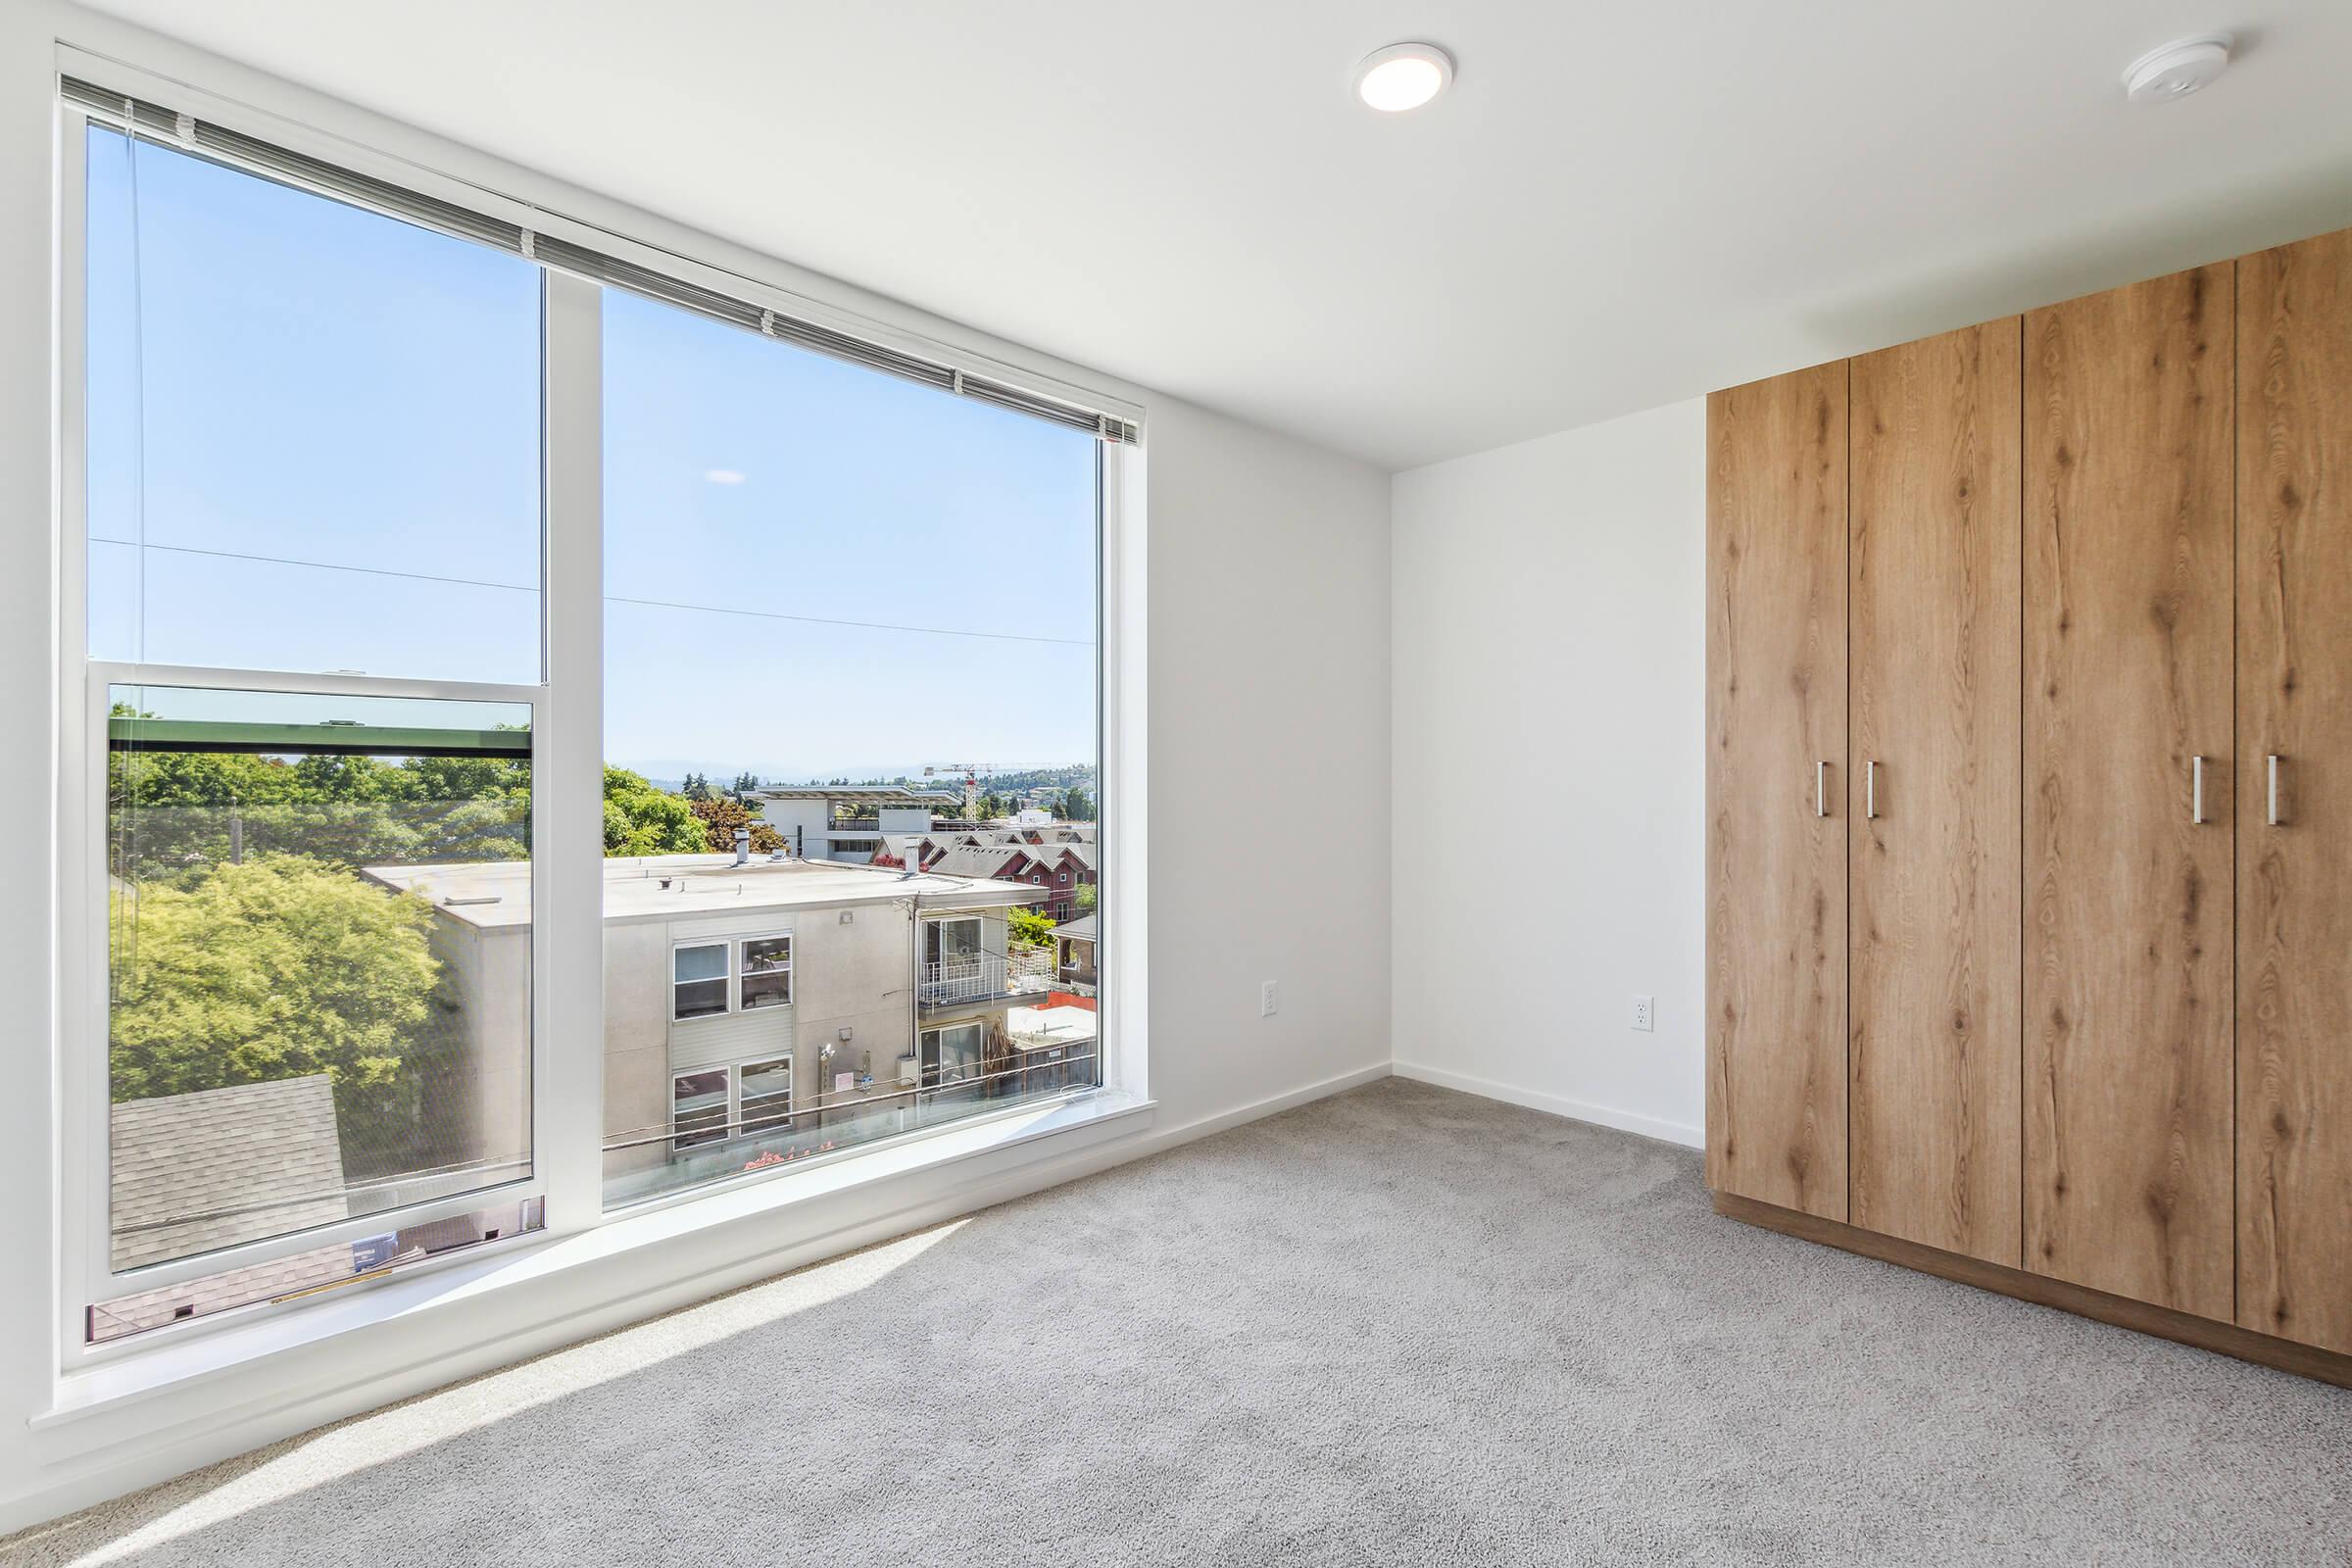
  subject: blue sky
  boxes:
[85,125,1099,782]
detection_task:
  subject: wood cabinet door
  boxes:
[1848,321,2023,1264]
[1706,364,1848,1220]
[2023,266,2234,1319]
[2238,229,2352,1353]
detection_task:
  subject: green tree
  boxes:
[1060,788,1096,822]
[108,856,443,1164]
[1074,880,1098,915]
[729,771,760,800]
[690,795,784,856]
[604,766,707,856]
[1007,906,1057,949]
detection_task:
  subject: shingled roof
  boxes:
[109,1075,351,1271]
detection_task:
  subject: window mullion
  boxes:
[536,270,607,1235]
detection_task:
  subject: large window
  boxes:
[76,114,552,1347]
[596,281,1105,1208]
[65,74,1120,1348]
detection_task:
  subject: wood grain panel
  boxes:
[2023,266,2234,1319]
[1848,321,2023,1264]
[2237,229,2352,1354]
[1706,364,1848,1220]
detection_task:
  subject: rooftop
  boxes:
[109,1075,349,1272]
[366,853,1038,929]
[756,786,960,806]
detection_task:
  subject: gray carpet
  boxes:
[10,1077,2350,1566]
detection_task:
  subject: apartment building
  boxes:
[365,849,1094,1205]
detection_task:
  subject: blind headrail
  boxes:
[63,74,1141,445]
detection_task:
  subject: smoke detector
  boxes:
[2122,34,2231,104]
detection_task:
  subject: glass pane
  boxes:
[741,1058,793,1134]
[84,125,541,682]
[671,1071,728,1149]
[88,1196,543,1346]
[598,284,1102,1209]
[741,937,791,1009]
[673,945,726,983]
[671,980,727,1021]
[106,684,533,1274]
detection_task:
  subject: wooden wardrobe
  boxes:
[1706,225,2352,1384]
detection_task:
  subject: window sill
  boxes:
[36,1088,1153,1434]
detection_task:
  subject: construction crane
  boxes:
[923,762,996,815]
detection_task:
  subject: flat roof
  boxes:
[757,786,959,805]
[364,853,1037,930]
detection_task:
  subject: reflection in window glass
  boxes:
[741,937,792,1008]
[671,1070,728,1149]
[672,944,728,1020]
[88,1198,544,1346]
[84,125,542,681]
[105,685,534,1276]
[597,286,1103,1209]
[741,1058,793,1134]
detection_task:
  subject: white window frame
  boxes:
[737,1055,795,1134]
[738,934,793,1010]
[924,914,984,968]
[667,1068,731,1151]
[919,1022,986,1089]
[48,41,1148,1388]
[670,940,731,1022]
[669,1055,796,1152]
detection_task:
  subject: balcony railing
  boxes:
[919,949,1065,1008]
[919,955,1014,1007]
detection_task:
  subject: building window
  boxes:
[920,1023,985,1089]
[672,944,729,1020]
[740,936,793,1008]
[740,1058,794,1134]
[925,916,983,968]
[670,1070,730,1149]
[65,71,1119,1325]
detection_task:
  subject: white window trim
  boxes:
[737,934,793,1010]
[669,1054,800,1152]
[667,1068,732,1151]
[670,940,732,1023]
[47,34,1151,1405]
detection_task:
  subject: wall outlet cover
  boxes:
[1631,994,1655,1032]
[1261,981,1279,1017]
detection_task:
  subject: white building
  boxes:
[366,849,1096,1204]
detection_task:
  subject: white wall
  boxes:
[1146,401,1393,1119]
[1390,399,1706,1146]
[0,2,1389,1529]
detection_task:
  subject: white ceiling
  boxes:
[71,1,2352,470]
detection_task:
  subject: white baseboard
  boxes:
[1144,1058,1393,1147]
[1391,1059,1703,1149]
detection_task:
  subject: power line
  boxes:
[89,537,1096,649]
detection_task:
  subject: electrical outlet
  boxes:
[1261,981,1279,1017]
[1631,994,1655,1032]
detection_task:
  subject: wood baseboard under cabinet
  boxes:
[1712,1190,2352,1391]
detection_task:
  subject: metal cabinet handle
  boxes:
[2191,756,2206,825]
[2269,755,2281,827]
[1866,760,1879,819]
[1816,760,1828,818]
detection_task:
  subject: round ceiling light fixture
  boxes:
[1352,42,1453,113]
[2122,33,2231,104]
